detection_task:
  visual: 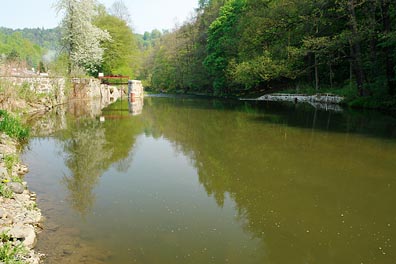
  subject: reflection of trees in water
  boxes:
[141,98,396,264]
[57,100,145,215]
[61,120,113,215]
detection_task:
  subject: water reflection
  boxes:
[139,97,396,263]
[61,120,112,215]
[23,97,396,264]
[128,96,144,115]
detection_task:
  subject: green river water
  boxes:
[22,96,396,264]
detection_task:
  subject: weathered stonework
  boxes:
[0,76,66,104]
[254,93,344,112]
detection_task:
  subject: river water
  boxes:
[22,96,396,264]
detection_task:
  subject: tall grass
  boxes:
[0,110,29,142]
[0,232,28,264]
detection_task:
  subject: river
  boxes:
[22,96,396,263]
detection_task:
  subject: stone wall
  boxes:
[128,80,144,98]
[0,76,124,106]
[0,76,66,104]
[70,78,122,103]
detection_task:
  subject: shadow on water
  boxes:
[143,96,396,140]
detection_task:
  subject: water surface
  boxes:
[23,97,396,263]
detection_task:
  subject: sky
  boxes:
[0,0,198,34]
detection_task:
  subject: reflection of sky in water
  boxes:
[23,97,396,264]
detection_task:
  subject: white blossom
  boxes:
[56,0,111,74]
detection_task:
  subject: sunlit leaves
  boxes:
[56,0,111,75]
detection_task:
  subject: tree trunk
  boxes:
[329,63,333,89]
[348,0,367,96]
[314,53,319,91]
[381,0,396,95]
[307,52,313,85]
[368,0,378,80]
[67,2,74,75]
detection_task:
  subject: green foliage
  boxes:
[228,53,293,89]
[141,0,396,109]
[4,154,19,174]
[94,13,139,77]
[47,53,69,76]
[0,31,44,68]
[204,0,246,95]
[0,241,27,264]
[11,176,23,184]
[0,183,13,198]
[0,27,61,51]
[0,110,29,142]
[0,232,12,243]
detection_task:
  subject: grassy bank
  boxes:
[0,110,29,142]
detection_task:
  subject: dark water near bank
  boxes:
[23,97,396,264]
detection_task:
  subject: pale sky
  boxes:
[0,0,198,34]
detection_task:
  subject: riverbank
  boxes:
[0,132,43,264]
[0,76,124,263]
[0,79,64,263]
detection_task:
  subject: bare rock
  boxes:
[7,182,25,194]
[9,225,37,249]
[17,164,29,175]
[0,166,8,178]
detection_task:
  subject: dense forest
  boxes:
[140,0,396,108]
[0,27,61,51]
[0,30,44,69]
[1,0,395,108]
[0,27,60,69]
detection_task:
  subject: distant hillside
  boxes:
[0,27,61,51]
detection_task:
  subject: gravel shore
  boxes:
[0,133,43,264]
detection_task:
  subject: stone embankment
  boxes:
[255,93,345,111]
[257,93,344,104]
[0,76,66,114]
[0,133,43,264]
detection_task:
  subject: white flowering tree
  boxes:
[56,0,111,75]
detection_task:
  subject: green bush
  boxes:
[0,110,29,141]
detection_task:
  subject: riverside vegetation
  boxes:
[0,70,63,264]
[2,0,396,110]
[0,109,42,264]
[0,1,395,263]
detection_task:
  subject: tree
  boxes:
[95,13,139,77]
[56,0,111,75]
[108,0,132,26]
[204,0,246,95]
